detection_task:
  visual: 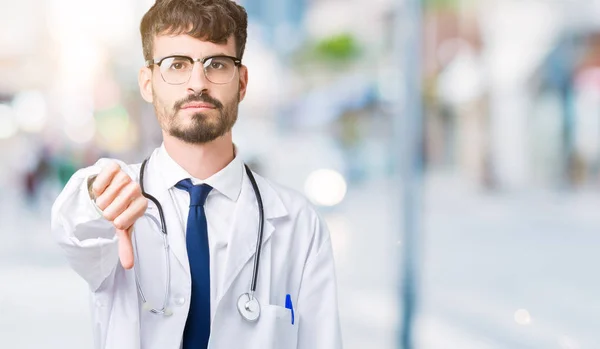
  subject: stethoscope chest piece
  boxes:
[237,293,261,322]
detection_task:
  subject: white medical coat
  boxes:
[50,148,343,349]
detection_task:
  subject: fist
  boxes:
[90,161,148,269]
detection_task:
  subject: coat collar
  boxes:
[154,143,243,203]
[138,147,288,278]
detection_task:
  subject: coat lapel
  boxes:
[137,150,288,303]
[141,151,190,276]
[153,189,190,275]
[216,170,287,306]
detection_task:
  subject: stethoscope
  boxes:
[133,155,265,322]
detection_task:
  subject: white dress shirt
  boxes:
[154,143,243,320]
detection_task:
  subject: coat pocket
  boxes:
[261,304,299,349]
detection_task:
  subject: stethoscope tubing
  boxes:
[136,155,265,313]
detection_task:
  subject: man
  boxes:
[50,0,342,348]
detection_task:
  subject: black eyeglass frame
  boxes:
[145,54,242,85]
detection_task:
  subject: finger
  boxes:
[97,174,134,213]
[113,196,148,231]
[102,182,140,222]
[116,227,134,270]
[92,162,121,198]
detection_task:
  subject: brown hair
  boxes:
[140,0,248,61]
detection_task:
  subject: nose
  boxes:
[186,62,210,95]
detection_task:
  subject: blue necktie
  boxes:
[175,179,212,349]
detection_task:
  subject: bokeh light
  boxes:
[95,105,138,153]
[304,168,347,207]
[64,117,96,144]
[514,309,532,326]
[12,91,48,133]
[0,104,18,140]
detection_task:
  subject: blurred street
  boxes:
[418,175,600,349]
[4,0,600,347]
[2,172,599,349]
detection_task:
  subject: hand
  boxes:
[90,162,147,269]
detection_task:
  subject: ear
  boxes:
[138,66,154,103]
[238,65,248,102]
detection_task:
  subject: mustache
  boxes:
[174,93,223,111]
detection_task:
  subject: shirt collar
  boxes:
[156,142,243,202]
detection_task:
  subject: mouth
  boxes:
[181,102,216,111]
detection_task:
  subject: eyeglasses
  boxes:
[145,54,242,85]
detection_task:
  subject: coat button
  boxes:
[174,296,186,306]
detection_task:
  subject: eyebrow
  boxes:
[163,52,235,59]
[206,52,232,57]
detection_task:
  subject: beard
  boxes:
[154,90,240,144]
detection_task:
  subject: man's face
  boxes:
[139,34,248,144]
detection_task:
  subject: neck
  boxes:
[162,132,235,180]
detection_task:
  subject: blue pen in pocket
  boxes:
[285,294,295,325]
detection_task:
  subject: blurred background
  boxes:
[1,0,600,348]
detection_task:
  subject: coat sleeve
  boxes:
[296,207,343,349]
[50,158,126,292]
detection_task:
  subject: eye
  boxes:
[165,57,191,70]
[210,61,225,69]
